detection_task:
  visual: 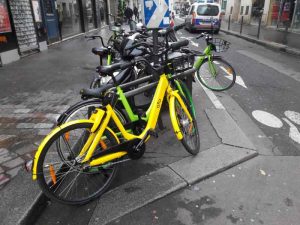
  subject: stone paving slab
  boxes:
[89,167,187,225]
[205,108,256,150]
[169,144,258,185]
[0,101,72,188]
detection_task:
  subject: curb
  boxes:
[220,29,300,56]
[18,193,48,225]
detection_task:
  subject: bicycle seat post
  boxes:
[152,28,160,66]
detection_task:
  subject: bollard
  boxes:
[228,14,231,30]
[240,16,243,35]
[257,15,262,39]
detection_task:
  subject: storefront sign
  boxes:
[0,0,12,33]
[32,0,42,22]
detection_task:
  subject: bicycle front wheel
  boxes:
[197,57,236,91]
[172,94,200,155]
[37,122,119,205]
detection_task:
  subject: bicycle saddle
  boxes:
[98,61,131,76]
[92,47,109,56]
[168,52,184,60]
[81,68,133,99]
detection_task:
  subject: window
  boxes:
[222,0,227,10]
[44,0,54,15]
[245,6,249,15]
[240,6,244,15]
[197,5,219,16]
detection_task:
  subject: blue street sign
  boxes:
[143,0,170,28]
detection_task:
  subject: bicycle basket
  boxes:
[168,52,195,73]
[209,38,230,52]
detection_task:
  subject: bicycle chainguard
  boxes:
[129,129,158,160]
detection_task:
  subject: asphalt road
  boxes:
[175,17,300,156]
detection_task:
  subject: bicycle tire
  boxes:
[58,99,128,126]
[196,57,236,91]
[172,93,200,155]
[37,122,119,205]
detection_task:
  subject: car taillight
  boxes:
[192,12,196,25]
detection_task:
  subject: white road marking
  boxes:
[190,41,199,47]
[252,110,283,128]
[220,66,248,89]
[282,118,300,144]
[284,111,300,125]
[180,36,193,40]
[196,74,225,109]
[176,17,185,21]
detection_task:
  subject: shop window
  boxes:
[245,6,249,15]
[57,0,82,38]
[44,0,54,15]
[240,6,244,15]
[291,0,300,31]
[0,0,12,33]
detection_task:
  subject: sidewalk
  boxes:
[221,20,300,56]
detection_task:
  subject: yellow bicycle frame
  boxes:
[32,74,193,180]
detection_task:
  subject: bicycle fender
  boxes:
[169,91,194,141]
[169,91,183,140]
[32,119,91,180]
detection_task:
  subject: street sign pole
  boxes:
[141,0,170,65]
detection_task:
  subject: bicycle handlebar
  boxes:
[196,33,212,40]
[85,35,106,47]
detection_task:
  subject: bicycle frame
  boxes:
[193,45,213,70]
[76,74,192,166]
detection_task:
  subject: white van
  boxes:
[185,3,222,33]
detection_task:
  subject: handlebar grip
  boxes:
[173,22,186,32]
[120,61,135,70]
[170,40,189,51]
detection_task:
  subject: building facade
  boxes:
[223,0,300,32]
[0,0,113,65]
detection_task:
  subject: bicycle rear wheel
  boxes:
[173,94,200,155]
[197,57,236,91]
[37,122,119,205]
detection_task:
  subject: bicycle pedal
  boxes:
[148,129,158,138]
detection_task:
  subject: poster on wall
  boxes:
[0,0,12,33]
[32,0,42,22]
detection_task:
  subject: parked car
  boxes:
[185,2,223,33]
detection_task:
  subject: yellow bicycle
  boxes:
[31,59,199,205]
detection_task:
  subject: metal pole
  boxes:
[257,15,262,39]
[152,28,159,65]
[240,16,243,35]
[228,14,231,30]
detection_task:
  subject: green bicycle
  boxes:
[192,33,236,91]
